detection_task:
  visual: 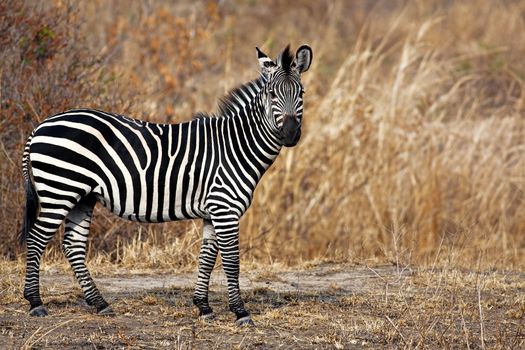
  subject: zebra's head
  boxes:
[257,45,313,147]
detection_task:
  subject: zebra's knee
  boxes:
[62,236,86,262]
[62,237,73,257]
[202,238,218,252]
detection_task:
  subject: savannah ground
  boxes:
[0,0,524,349]
[0,261,523,348]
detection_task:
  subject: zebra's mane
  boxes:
[194,47,295,121]
[196,76,266,120]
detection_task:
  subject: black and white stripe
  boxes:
[20,45,312,324]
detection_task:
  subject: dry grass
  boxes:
[0,261,523,348]
[1,1,524,273]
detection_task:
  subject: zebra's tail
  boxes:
[20,133,38,246]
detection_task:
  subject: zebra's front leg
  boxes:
[193,219,219,319]
[211,214,254,326]
[63,200,113,315]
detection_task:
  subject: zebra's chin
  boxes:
[281,130,301,147]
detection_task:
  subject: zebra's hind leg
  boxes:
[63,196,113,316]
[24,209,70,316]
[193,219,218,320]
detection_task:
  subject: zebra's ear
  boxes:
[256,47,277,76]
[295,45,313,74]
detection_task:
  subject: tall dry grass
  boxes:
[0,0,524,270]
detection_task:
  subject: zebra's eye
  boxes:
[269,89,276,99]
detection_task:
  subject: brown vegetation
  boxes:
[1,0,523,269]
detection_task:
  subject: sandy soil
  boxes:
[0,263,523,349]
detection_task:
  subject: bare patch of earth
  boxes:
[45,264,408,295]
[1,263,523,349]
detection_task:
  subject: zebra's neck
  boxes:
[211,76,283,171]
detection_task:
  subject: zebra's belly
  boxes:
[94,192,206,223]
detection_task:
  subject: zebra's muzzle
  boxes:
[280,115,302,147]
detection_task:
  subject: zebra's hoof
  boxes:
[29,305,48,317]
[235,315,255,327]
[199,312,215,322]
[97,305,115,316]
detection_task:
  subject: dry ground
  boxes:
[0,262,523,349]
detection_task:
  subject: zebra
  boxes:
[20,44,312,326]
